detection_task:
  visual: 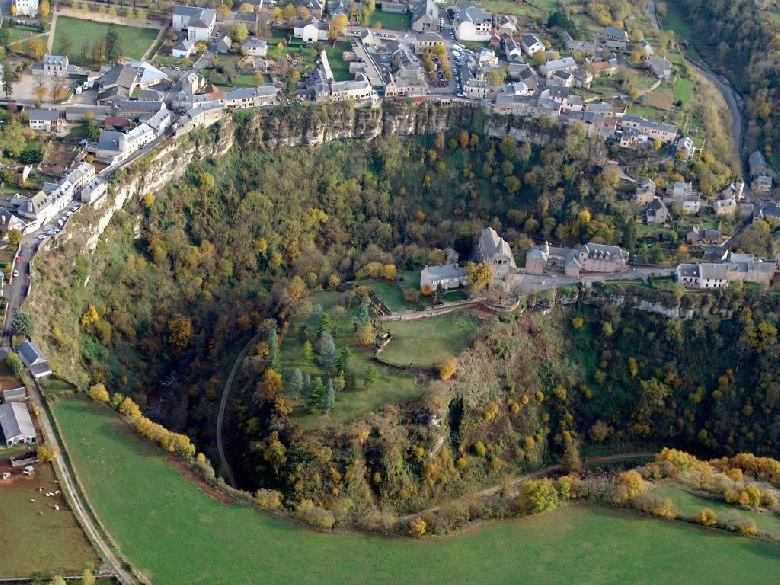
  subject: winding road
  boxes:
[216,332,261,488]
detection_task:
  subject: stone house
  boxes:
[476,227,517,282]
[646,197,668,224]
[634,178,656,205]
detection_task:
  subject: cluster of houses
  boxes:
[676,252,778,289]
[637,176,756,228]
[525,241,629,278]
[0,341,52,448]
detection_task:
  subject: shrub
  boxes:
[296,500,335,530]
[694,508,717,526]
[613,470,646,503]
[87,383,110,403]
[632,493,678,519]
[737,519,758,536]
[517,479,559,514]
[408,516,427,537]
[255,488,283,509]
[36,445,54,461]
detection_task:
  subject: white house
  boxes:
[172,39,196,58]
[27,108,62,133]
[242,38,268,57]
[171,5,216,42]
[0,402,36,446]
[220,86,278,109]
[455,5,493,41]
[12,0,38,17]
[521,33,544,56]
[64,162,96,191]
[539,56,577,78]
[42,54,69,78]
[81,177,108,204]
[293,17,329,42]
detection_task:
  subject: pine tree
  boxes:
[324,378,335,411]
[105,24,121,63]
[307,377,324,412]
[302,340,314,363]
[335,346,351,373]
[268,329,281,371]
[316,311,332,337]
[302,372,311,397]
[355,300,370,329]
[307,304,323,329]
[1,62,13,99]
[318,332,337,369]
[288,368,303,400]
[364,364,377,389]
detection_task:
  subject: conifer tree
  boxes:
[288,368,303,400]
[324,378,335,411]
[318,332,337,369]
[307,377,324,412]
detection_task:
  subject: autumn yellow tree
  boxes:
[167,314,194,353]
[328,14,349,41]
[39,0,50,18]
[438,357,457,380]
[465,261,493,292]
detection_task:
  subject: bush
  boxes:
[632,493,678,519]
[517,479,559,514]
[255,488,283,509]
[6,352,23,376]
[408,516,426,537]
[694,508,717,526]
[86,383,110,403]
[613,470,646,504]
[296,500,335,530]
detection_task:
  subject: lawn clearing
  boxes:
[7,23,40,44]
[324,42,352,82]
[280,291,422,427]
[379,312,479,368]
[650,482,780,539]
[0,460,98,577]
[51,398,780,585]
[368,11,410,30]
[673,76,694,105]
[363,279,416,312]
[645,87,674,110]
[52,16,158,64]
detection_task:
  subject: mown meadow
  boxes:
[53,398,780,585]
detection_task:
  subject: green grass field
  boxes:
[7,23,40,44]
[379,312,479,368]
[52,16,158,63]
[281,291,421,427]
[650,482,780,539]
[660,2,704,61]
[364,279,416,311]
[369,10,410,30]
[673,76,694,105]
[51,398,780,585]
[0,461,98,577]
[324,42,352,82]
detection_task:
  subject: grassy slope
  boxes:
[379,313,478,368]
[650,482,780,538]
[52,16,158,63]
[368,11,410,30]
[53,398,780,585]
[0,462,98,577]
[281,291,421,428]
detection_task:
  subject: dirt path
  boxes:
[400,452,656,523]
[216,333,261,488]
[141,27,167,61]
[31,381,140,585]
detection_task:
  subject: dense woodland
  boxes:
[668,0,780,161]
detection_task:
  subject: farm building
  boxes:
[0,402,36,446]
[18,341,52,379]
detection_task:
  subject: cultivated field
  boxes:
[53,398,780,585]
[379,312,479,368]
[0,460,98,577]
[52,16,158,63]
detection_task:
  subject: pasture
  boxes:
[52,16,158,63]
[53,398,780,585]
[0,461,98,577]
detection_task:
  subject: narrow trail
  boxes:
[216,333,261,488]
[400,452,656,523]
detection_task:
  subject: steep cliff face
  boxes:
[237,100,482,148]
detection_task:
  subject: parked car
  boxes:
[13,270,19,277]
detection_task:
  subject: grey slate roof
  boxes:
[18,341,46,367]
[27,108,60,121]
[0,402,34,442]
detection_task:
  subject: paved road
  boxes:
[28,379,140,585]
[400,452,656,523]
[216,332,261,488]
[510,266,676,296]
